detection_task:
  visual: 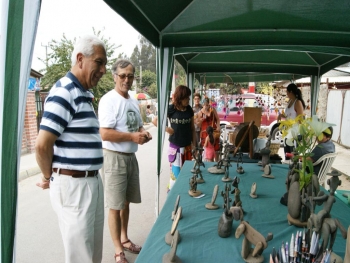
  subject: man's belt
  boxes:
[103,148,134,156]
[52,168,98,178]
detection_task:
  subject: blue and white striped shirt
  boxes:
[40,72,103,170]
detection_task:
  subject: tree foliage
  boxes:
[174,61,186,88]
[140,70,156,98]
[130,36,156,74]
[255,82,274,95]
[38,29,122,110]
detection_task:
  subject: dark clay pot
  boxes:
[218,212,233,238]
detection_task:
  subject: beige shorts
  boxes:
[102,149,141,210]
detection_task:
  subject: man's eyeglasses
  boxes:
[116,74,134,80]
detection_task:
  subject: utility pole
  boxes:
[41,42,50,70]
[139,65,142,93]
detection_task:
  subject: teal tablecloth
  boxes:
[335,190,350,207]
[135,161,349,263]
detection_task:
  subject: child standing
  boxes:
[204,126,215,162]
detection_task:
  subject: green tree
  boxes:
[39,29,122,110]
[174,61,186,87]
[130,36,156,90]
[140,70,157,98]
[130,45,140,70]
[139,36,156,73]
[256,82,274,95]
[147,83,157,98]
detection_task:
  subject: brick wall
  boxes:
[22,91,38,154]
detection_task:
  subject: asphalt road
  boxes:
[15,126,170,263]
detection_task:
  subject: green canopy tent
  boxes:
[0,0,41,262]
[103,0,350,216]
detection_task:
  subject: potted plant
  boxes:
[278,115,335,226]
[279,115,334,189]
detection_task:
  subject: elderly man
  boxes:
[307,126,335,175]
[35,35,107,263]
[98,59,152,263]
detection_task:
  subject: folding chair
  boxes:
[313,152,338,187]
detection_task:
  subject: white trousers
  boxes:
[50,171,104,263]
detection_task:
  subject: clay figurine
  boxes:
[250,182,257,199]
[287,165,320,227]
[209,144,234,174]
[231,176,242,208]
[163,230,182,263]
[165,207,182,245]
[260,146,271,170]
[222,156,233,182]
[205,184,219,210]
[171,195,182,220]
[218,183,233,237]
[191,147,205,173]
[188,174,202,197]
[306,173,347,261]
[235,221,273,263]
[262,164,274,179]
[196,168,205,184]
[236,148,245,174]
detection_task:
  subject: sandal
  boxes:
[114,251,128,263]
[121,239,142,254]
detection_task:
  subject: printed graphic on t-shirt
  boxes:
[169,117,191,124]
[126,110,139,132]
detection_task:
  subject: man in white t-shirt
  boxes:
[98,59,152,263]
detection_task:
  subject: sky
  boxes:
[31,0,141,71]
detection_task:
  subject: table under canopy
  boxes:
[135,161,349,263]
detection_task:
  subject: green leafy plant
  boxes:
[279,115,334,189]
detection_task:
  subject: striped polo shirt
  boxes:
[40,72,103,171]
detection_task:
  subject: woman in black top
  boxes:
[153,85,196,192]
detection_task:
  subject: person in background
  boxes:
[192,92,203,146]
[204,126,215,162]
[98,59,152,263]
[154,100,158,116]
[35,35,106,263]
[197,97,220,161]
[307,126,335,176]
[152,85,196,192]
[146,105,155,122]
[277,83,305,160]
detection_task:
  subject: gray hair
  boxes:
[111,59,135,75]
[71,35,106,66]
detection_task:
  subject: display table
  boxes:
[135,161,348,263]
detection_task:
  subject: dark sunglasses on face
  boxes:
[116,74,134,80]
